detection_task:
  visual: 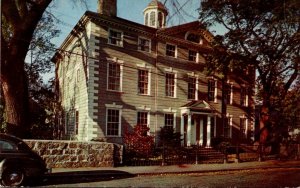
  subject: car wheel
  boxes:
[1,168,25,186]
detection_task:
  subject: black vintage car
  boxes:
[0,133,49,186]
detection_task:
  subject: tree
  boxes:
[199,0,300,145]
[1,0,86,138]
[1,0,53,137]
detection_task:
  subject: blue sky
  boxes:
[49,0,202,48]
[42,0,224,82]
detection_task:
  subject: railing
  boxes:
[123,143,300,166]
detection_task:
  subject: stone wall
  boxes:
[24,140,123,168]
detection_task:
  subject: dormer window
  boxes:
[186,33,202,44]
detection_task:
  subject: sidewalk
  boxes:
[52,160,300,176]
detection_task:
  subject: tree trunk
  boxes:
[1,56,29,138]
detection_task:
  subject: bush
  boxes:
[123,124,154,159]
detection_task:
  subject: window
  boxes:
[75,110,79,134]
[225,83,232,105]
[145,13,149,26]
[0,140,15,150]
[208,79,217,102]
[186,33,201,43]
[224,116,232,138]
[166,44,176,57]
[158,12,163,27]
[138,69,149,95]
[137,111,149,136]
[165,73,176,97]
[188,50,197,62]
[188,77,197,100]
[108,29,123,46]
[107,109,121,136]
[107,62,121,91]
[150,11,155,26]
[165,113,174,127]
[240,87,248,106]
[240,118,247,139]
[138,37,151,52]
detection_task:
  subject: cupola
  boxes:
[143,0,168,28]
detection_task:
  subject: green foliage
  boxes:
[123,124,155,159]
[158,126,182,148]
[199,0,300,109]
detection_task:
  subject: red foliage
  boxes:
[123,124,154,158]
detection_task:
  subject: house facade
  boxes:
[52,0,255,147]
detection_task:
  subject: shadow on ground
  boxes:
[26,170,136,186]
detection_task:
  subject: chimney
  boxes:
[98,0,117,16]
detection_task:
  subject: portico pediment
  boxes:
[181,100,216,114]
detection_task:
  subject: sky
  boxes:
[49,0,202,48]
[41,0,223,82]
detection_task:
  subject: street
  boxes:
[31,168,300,187]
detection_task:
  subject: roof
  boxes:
[144,0,168,14]
[181,100,216,113]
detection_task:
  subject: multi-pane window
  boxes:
[75,110,79,134]
[138,69,149,95]
[165,73,175,97]
[224,116,231,138]
[240,118,247,139]
[137,111,149,136]
[188,77,197,100]
[158,12,163,27]
[208,79,216,102]
[108,62,121,91]
[138,38,151,52]
[240,87,248,106]
[108,29,122,46]
[166,44,176,57]
[150,11,155,26]
[145,13,149,26]
[107,109,120,136]
[188,50,197,62]
[225,83,232,105]
[165,113,174,127]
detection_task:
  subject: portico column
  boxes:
[214,115,217,137]
[199,117,203,146]
[207,116,211,147]
[181,115,184,146]
[187,114,192,146]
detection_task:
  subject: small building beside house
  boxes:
[52,0,255,147]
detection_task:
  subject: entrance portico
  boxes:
[180,100,216,147]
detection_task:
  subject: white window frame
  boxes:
[225,114,233,138]
[137,68,151,95]
[163,107,177,130]
[226,81,233,105]
[240,86,249,107]
[108,28,123,47]
[136,110,151,135]
[188,50,198,62]
[187,73,199,100]
[166,43,177,58]
[240,115,248,139]
[105,103,123,137]
[165,71,177,98]
[208,78,218,103]
[138,37,151,53]
[106,58,123,92]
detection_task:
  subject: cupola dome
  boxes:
[143,0,168,28]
